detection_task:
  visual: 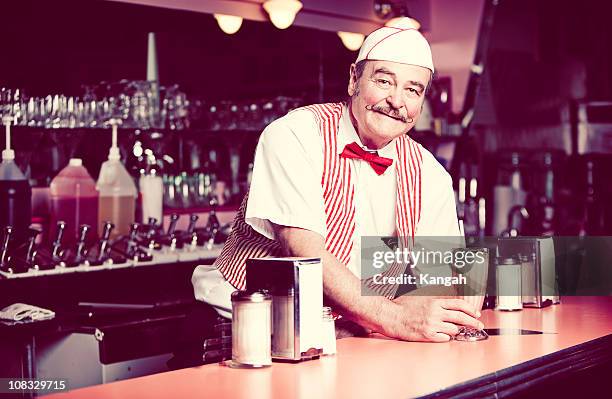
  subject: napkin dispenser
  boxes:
[498,237,559,308]
[246,257,323,362]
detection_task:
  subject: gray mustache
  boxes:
[367,105,408,123]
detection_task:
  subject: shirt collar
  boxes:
[337,103,398,160]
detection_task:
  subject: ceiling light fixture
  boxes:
[214,14,243,34]
[263,0,303,30]
[337,32,365,51]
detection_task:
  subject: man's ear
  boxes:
[348,63,357,96]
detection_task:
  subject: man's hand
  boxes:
[384,296,483,342]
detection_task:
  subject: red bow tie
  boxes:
[340,142,393,175]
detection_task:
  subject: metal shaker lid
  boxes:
[518,253,536,262]
[271,287,295,296]
[497,256,521,265]
[231,289,271,302]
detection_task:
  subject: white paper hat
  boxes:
[356,26,434,73]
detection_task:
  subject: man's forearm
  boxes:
[319,250,395,333]
[272,225,396,333]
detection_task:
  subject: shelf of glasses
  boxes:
[9,125,263,134]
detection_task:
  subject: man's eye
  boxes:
[406,88,421,96]
[376,79,391,87]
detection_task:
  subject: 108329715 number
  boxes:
[1,378,68,393]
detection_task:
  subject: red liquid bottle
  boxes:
[49,158,99,244]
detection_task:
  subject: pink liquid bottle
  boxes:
[49,158,99,245]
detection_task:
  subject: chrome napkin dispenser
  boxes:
[246,257,323,362]
[498,237,560,308]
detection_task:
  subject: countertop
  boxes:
[48,296,612,399]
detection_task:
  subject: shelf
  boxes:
[9,125,263,136]
[163,205,240,215]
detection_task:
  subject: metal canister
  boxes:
[496,256,523,311]
[231,290,272,368]
[520,253,537,306]
[271,288,295,359]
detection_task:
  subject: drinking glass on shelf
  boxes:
[161,84,189,130]
[73,98,88,128]
[174,172,192,208]
[163,174,179,209]
[17,94,31,126]
[247,102,262,131]
[94,98,111,127]
[31,97,47,127]
[0,88,27,124]
[25,97,36,127]
[65,96,77,128]
[126,80,153,129]
[262,100,275,126]
[176,89,190,130]
[0,87,14,124]
[80,84,97,128]
[206,103,220,131]
[10,89,26,126]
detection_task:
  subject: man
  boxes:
[192,24,483,342]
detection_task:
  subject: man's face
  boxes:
[348,60,431,149]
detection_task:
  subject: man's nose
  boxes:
[386,87,404,110]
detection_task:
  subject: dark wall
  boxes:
[475,0,612,127]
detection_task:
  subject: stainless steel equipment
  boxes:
[498,237,559,308]
[246,257,323,362]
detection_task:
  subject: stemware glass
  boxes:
[126,80,152,129]
[453,247,490,341]
[0,87,15,124]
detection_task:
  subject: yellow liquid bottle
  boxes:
[96,148,137,238]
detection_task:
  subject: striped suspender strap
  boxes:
[364,135,423,298]
[303,103,356,264]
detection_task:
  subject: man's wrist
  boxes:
[366,296,399,335]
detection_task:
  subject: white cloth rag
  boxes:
[0,303,55,321]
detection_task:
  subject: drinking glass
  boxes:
[453,247,490,341]
[126,80,153,129]
[0,87,14,123]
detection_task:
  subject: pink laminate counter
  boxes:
[49,297,612,399]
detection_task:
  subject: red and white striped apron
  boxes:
[214,103,423,293]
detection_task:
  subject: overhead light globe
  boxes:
[214,14,243,34]
[337,31,365,51]
[385,16,421,30]
[263,0,303,30]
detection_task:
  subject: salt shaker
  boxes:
[520,253,536,306]
[322,307,336,356]
[496,256,523,311]
[230,290,272,368]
